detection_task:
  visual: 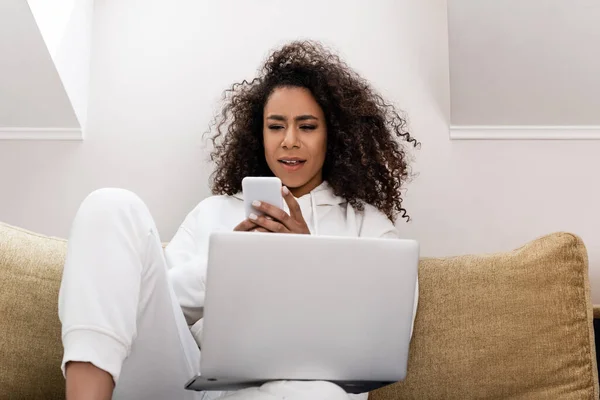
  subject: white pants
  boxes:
[58,189,358,400]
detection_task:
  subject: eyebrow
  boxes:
[267,114,319,122]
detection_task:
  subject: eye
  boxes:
[300,125,317,131]
[268,125,284,131]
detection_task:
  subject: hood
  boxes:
[232,181,344,235]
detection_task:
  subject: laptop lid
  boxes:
[200,232,419,383]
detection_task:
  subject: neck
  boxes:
[290,175,323,198]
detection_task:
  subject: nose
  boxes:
[281,126,300,149]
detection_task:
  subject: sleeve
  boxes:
[164,201,211,326]
[359,205,418,339]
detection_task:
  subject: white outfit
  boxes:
[59,182,418,400]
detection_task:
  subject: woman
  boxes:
[59,40,419,400]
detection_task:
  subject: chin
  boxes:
[280,180,306,189]
[277,176,308,189]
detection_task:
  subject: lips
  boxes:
[279,160,305,165]
[278,158,306,171]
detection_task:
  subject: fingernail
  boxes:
[252,200,261,207]
[249,213,258,221]
[282,186,290,195]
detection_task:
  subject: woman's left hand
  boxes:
[248,186,310,234]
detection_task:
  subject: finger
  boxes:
[249,212,289,233]
[251,201,290,225]
[282,186,305,222]
[252,227,269,233]
[233,219,257,232]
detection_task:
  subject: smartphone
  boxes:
[241,177,283,218]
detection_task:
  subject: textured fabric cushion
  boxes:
[0,222,66,399]
[1,223,597,399]
[370,232,598,400]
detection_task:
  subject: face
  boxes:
[263,86,327,198]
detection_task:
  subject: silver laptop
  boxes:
[185,232,419,394]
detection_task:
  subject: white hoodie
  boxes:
[165,181,418,347]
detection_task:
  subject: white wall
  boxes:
[27,0,75,56]
[0,0,79,128]
[448,0,600,125]
[2,0,600,301]
[28,0,94,127]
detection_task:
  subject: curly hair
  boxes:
[208,40,419,221]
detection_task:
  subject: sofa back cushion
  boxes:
[1,222,597,399]
[0,222,66,399]
[370,232,598,400]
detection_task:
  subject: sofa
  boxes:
[1,221,598,399]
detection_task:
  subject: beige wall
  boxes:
[2,0,600,301]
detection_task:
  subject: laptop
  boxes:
[185,232,419,394]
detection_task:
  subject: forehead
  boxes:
[264,86,324,117]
